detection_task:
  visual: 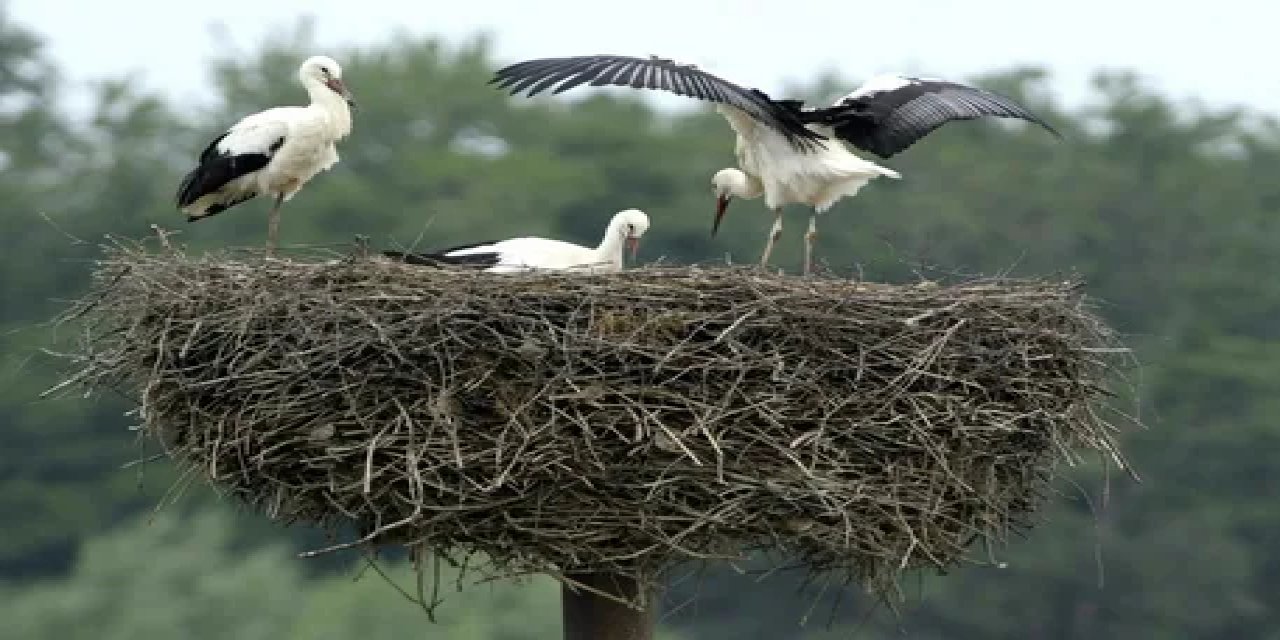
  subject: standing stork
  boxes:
[490,55,1060,274]
[176,55,355,256]
[384,208,650,273]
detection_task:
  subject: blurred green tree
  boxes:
[0,508,688,640]
[0,510,303,640]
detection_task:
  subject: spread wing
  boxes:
[490,54,825,151]
[801,75,1061,158]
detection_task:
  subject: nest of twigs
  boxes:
[56,242,1129,605]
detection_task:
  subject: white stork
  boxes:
[490,55,1061,274]
[384,208,650,273]
[176,55,355,256]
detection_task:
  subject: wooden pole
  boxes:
[561,572,656,640]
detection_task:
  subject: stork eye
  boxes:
[319,66,330,76]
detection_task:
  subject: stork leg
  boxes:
[803,214,818,276]
[265,194,285,258]
[759,208,784,266]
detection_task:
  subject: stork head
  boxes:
[711,168,751,236]
[612,208,650,260]
[300,55,355,108]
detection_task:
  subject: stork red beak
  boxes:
[712,194,732,236]
[626,236,640,260]
[326,77,356,109]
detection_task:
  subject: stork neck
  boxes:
[304,81,353,138]
[595,222,626,267]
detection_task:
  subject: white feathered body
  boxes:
[181,92,352,218]
[445,237,622,273]
[412,209,650,274]
[259,105,348,198]
[716,105,900,213]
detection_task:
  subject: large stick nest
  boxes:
[58,242,1130,603]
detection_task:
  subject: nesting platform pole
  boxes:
[562,572,655,640]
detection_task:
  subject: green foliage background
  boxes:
[2,9,1277,639]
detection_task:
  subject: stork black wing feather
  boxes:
[176,131,280,216]
[383,246,503,269]
[549,59,616,94]
[523,58,599,96]
[491,54,825,151]
[802,77,1061,159]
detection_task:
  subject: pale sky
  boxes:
[10,0,1276,114]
